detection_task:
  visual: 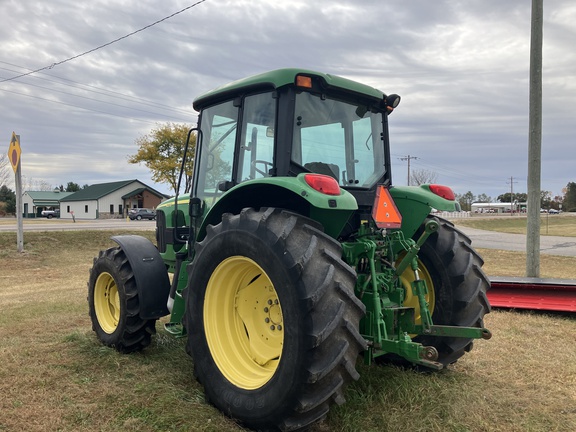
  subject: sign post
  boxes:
[8,132,24,252]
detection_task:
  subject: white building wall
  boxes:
[22,193,35,215]
[60,200,98,220]
[59,181,155,220]
[98,181,148,218]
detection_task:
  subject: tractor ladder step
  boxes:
[488,276,576,313]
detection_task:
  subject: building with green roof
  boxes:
[22,190,75,217]
[23,180,169,220]
[58,179,168,220]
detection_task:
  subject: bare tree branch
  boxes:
[410,168,438,186]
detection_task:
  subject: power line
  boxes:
[0,87,163,125]
[0,70,191,122]
[0,0,208,84]
[0,61,195,117]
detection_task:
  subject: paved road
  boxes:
[2,218,574,257]
[0,218,155,232]
[458,226,576,257]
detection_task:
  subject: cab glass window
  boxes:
[292,92,385,188]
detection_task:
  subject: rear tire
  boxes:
[412,216,491,366]
[185,208,366,431]
[88,247,156,353]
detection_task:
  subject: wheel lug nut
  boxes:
[270,325,275,330]
[264,307,269,313]
[265,318,270,323]
[267,299,273,305]
[274,299,278,305]
[277,325,282,331]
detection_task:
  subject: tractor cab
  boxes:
[192,69,399,213]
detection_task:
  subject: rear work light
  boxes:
[304,174,341,196]
[429,184,455,201]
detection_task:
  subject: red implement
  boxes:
[488,276,576,312]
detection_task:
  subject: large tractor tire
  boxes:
[400,215,491,366]
[185,208,366,431]
[88,247,156,353]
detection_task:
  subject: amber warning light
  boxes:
[372,185,402,229]
[296,75,312,88]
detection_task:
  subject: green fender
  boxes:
[197,174,358,240]
[390,185,459,240]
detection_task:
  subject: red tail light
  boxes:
[304,174,341,196]
[429,184,455,201]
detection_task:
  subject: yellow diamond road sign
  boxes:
[8,132,21,173]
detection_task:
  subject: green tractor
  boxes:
[88,69,491,431]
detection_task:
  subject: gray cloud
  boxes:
[1,0,574,200]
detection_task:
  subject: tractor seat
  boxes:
[304,162,340,182]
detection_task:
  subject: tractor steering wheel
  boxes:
[252,160,273,177]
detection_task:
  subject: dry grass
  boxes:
[454,213,576,237]
[478,247,576,278]
[1,230,575,432]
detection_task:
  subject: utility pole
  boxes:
[507,176,518,214]
[526,0,543,278]
[399,155,418,186]
[8,132,24,252]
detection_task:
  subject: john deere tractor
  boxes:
[88,68,491,431]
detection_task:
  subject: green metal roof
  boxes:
[25,191,74,205]
[60,180,135,202]
[33,201,62,206]
[193,68,386,110]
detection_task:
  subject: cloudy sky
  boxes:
[1,0,574,201]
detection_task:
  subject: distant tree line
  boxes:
[456,182,576,212]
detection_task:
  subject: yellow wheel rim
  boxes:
[94,272,121,334]
[204,256,283,390]
[397,256,435,324]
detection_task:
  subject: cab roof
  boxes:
[192,68,386,110]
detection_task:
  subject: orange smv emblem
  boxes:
[371,185,402,229]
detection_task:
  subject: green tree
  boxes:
[497,192,527,203]
[456,191,475,211]
[128,123,195,194]
[0,185,15,202]
[65,182,81,192]
[540,190,553,210]
[563,182,576,212]
[0,185,16,215]
[476,193,492,203]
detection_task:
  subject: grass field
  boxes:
[453,213,576,237]
[1,229,575,432]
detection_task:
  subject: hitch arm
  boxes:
[394,220,439,277]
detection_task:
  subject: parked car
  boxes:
[128,208,156,220]
[41,209,60,219]
[548,209,560,214]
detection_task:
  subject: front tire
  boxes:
[410,216,491,366]
[185,208,366,431]
[88,247,156,353]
